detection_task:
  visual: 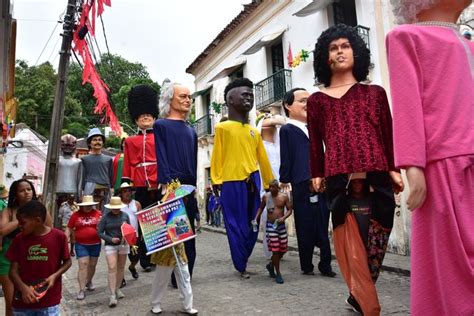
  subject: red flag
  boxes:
[287,43,293,68]
[72,1,120,134]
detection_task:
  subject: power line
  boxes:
[47,35,62,63]
[99,15,114,68]
[34,10,66,66]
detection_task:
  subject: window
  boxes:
[330,0,357,26]
[271,42,284,73]
[229,67,244,81]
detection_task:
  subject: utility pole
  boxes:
[43,0,78,226]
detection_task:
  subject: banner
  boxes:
[137,197,195,255]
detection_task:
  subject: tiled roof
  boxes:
[185,0,263,75]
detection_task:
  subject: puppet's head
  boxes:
[159,82,192,119]
[127,84,158,130]
[391,0,471,24]
[87,128,105,151]
[224,78,254,116]
[313,24,371,87]
[61,134,77,156]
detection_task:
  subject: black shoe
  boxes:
[266,263,276,278]
[143,266,152,272]
[302,271,315,275]
[346,294,362,314]
[120,279,126,288]
[129,266,139,279]
[320,270,337,278]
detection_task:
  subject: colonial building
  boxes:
[186,0,473,255]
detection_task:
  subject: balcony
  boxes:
[355,25,370,50]
[194,114,213,138]
[254,69,292,110]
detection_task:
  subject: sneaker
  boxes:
[85,281,95,291]
[320,270,337,278]
[76,290,85,300]
[143,266,152,272]
[151,305,162,314]
[108,295,117,308]
[120,279,126,288]
[266,263,276,278]
[275,274,284,284]
[115,289,125,299]
[240,271,250,279]
[183,308,198,315]
[129,266,139,279]
[345,294,362,314]
[302,270,315,276]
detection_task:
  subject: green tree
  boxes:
[14,54,161,141]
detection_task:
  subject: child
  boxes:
[58,194,78,231]
[255,179,293,284]
[6,200,71,315]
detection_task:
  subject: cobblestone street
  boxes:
[52,229,410,315]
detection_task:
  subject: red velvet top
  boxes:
[307,83,396,178]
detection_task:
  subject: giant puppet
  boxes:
[121,84,159,271]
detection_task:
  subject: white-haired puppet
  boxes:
[386,1,474,315]
[150,82,199,315]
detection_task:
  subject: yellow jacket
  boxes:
[211,120,274,189]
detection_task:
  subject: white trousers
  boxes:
[150,263,193,311]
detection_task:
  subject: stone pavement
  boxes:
[1,229,410,315]
[204,225,411,276]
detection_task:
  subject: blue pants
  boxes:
[292,181,332,274]
[221,172,261,272]
[13,304,60,316]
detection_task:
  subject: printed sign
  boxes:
[137,197,195,255]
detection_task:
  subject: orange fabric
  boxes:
[333,213,381,316]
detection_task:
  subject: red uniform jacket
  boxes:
[122,129,158,187]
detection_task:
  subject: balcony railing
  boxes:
[194,114,213,138]
[254,69,292,110]
[355,25,370,50]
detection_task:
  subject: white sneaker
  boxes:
[108,295,117,307]
[184,308,198,315]
[151,305,162,314]
[76,290,85,300]
[115,289,125,299]
[85,281,95,291]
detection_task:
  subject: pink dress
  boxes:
[386,25,474,315]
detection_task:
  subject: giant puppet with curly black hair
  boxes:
[386,1,474,315]
[307,24,404,315]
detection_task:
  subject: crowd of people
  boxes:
[0,0,472,315]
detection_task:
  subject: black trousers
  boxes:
[134,187,161,269]
[292,181,332,274]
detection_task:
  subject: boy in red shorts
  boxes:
[6,200,71,315]
[255,180,293,284]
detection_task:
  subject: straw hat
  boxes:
[105,196,126,209]
[119,182,135,191]
[0,184,9,199]
[77,195,99,206]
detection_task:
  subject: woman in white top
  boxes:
[119,183,142,280]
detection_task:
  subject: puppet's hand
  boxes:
[406,167,426,210]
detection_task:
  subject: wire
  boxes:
[46,35,62,63]
[34,10,66,66]
[99,15,114,69]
